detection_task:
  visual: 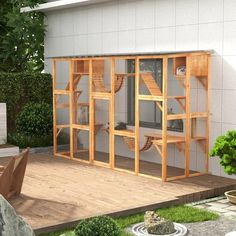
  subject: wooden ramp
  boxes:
[1,153,235,235]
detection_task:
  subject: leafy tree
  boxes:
[0,0,46,72]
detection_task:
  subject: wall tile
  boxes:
[74,35,88,55]
[45,12,60,37]
[102,32,118,54]
[155,27,175,52]
[176,25,198,51]
[211,56,223,90]
[222,123,236,133]
[209,121,222,150]
[118,1,135,31]
[73,8,88,35]
[199,23,223,55]
[88,33,102,54]
[224,0,236,21]
[211,89,222,123]
[60,11,74,36]
[156,0,175,27]
[223,21,236,55]
[199,0,223,23]
[222,90,236,124]
[135,0,155,29]
[102,2,118,32]
[222,56,236,90]
[118,31,135,53]
[136,28,155,52]
[88,6,102,34]
[176,0,198,25]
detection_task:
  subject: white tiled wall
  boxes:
[45,0,236,179]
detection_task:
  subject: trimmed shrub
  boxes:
[16,102,53,136]
[7,133,53,149]
[210,130,236,175]
[0,72,52,131]
[74,216,121,236]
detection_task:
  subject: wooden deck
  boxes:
[1,153,236,234]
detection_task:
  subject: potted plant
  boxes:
[209,130,236,204]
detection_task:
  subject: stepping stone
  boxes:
[225,206,236,211]
[206,202,228,209]
[207,207,228,213]
[223,211,236,217]
[217,199,229,204]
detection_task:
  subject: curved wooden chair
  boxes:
[0,148,29,199]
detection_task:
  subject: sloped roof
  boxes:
[21,0,114,13]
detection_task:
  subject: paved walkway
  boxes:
[188,196,236,221]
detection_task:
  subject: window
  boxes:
[127,59,183,132]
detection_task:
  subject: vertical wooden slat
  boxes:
[73,61,78,153]
[205,55,211,172]
[191,118,197,138]
[135,58,140,175]
[52,59,57,156]
[69,60,74,159]
[89,59,95,163]
[162,56,168,182]
[109,58,115,168]
[185,56,191,177]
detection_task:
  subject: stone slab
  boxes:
[0,103,7,145]
[0,145,19,157]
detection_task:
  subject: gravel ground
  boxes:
[127,217,236,236]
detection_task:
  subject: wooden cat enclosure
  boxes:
[52,51,211,182]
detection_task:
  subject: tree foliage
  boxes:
[0,72,52,131]
[0,0,46,72]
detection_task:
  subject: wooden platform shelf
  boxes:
[52,51,211,182]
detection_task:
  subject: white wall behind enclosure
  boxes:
[44,0,236,179]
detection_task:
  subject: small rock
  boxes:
[0,195,35,236]
[144,211,175,235]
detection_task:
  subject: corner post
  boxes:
[185,56,191,177]
[135,57,140,175]
[162,56,168,182]
[110,58,115,169]
[69,60,74,160]
[52,59,57,156]
[89,59,95,163]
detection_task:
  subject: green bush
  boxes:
[74,216,121,236]
[7,133,53,149]
[0,72,52,131]
[210,130,236,175]
[16,102,53,136]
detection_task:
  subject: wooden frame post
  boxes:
[109,58,115,169]
[135,57,140,175]
[185,56,191,177]
[69,60,74,160]
[89,59,95,163]
[52,59,57,156]
[162,56,168,181]
[205,55,211,172]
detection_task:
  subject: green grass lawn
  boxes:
[40,205,219,236]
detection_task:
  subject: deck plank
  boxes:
[0,153,235,234]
